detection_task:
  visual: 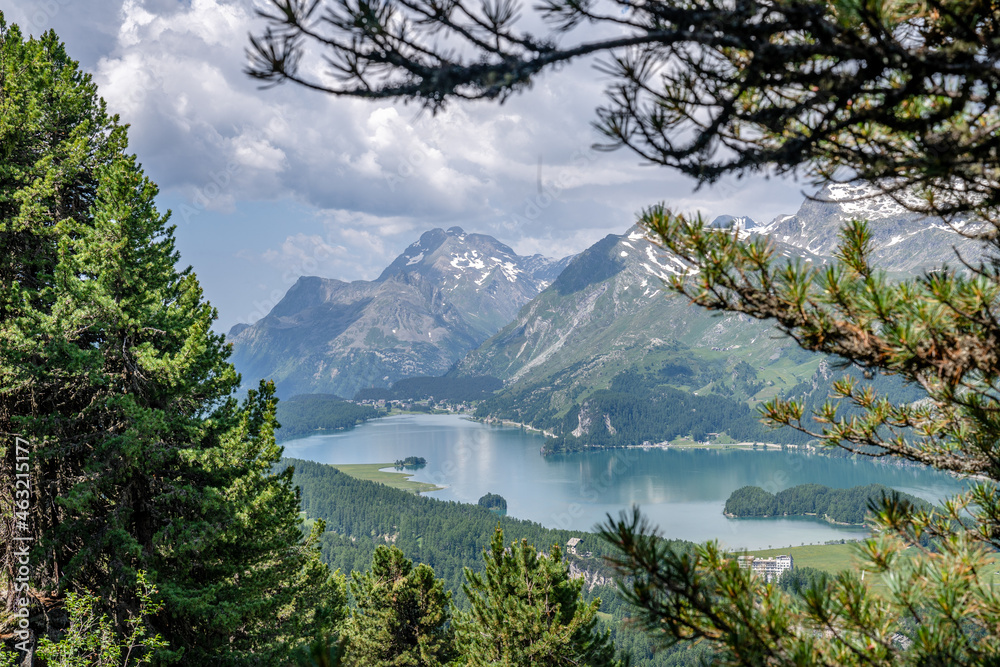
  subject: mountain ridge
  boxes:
[227,226,573,398]
[457,185,984,450]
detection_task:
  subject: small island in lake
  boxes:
[724,483,932,525]
[477,492,507,516]
[394,456,427,469]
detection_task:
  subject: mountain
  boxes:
[228,227,573,398]
[456,184,983,450]
[454,226,822,447]
[740,182,984,273]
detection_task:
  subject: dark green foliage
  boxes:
[604,620,713,667]
[729,361,764,397]
[282,459,696,665]
[455,528,620,666]
[275,394,382,442]
[394,456,427,469]
[346,546,455,666]
[289,634,349,667]
[354,376,502,402]
[724,484,932,525]
[775,566,828,597]
[32,571,166,666]
[656,364,694,381]
[477,493,507,513]
[280,458,636,600]
[723,486,778,517]
[0,19,345,663]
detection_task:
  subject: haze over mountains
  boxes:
[229,185,983,438]
[228,227,573,398]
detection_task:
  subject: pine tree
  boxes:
[345,545,455,667]
[0,17,346,663]
[591,204,1000,666]
[455,527,619,666]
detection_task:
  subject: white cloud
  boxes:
[118,0,156,47]
[262,234,347,276]
[11,0,807,328]
[231,132,287,172]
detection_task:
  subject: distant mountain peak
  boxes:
[820,181,926,219]
[413,227,448,250]
[228,226,573,398]
[459,184,982,397]
[709,214,758,230]
[738,182,984,269]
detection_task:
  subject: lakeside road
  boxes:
[330,462,445,494]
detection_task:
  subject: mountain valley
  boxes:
[230,185,984,450]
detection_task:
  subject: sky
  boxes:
[6,0,812,331]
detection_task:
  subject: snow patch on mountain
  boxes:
[824,182,923,218]
[451,252,487,271]
[641,241,696,281]
[497,261,523,283]
[706,182,984,273]
[229,226,574,398]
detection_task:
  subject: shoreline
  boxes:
[724,510,866,527]
[299,413,955,479]
[627,440,810,451]
[475,416,558,439]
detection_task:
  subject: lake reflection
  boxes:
[283,414,969,550]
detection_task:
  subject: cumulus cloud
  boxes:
[9,0,807,329]
[261,234,347,277]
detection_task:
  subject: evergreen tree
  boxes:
[32,571,166,667]
[455,527,619,666]
[0,17,345,663]
[346,546,455,667]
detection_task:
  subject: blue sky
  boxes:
[8,0,811,331]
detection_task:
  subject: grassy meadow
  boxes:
[331,463,445,494]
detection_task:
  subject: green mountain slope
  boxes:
[456,227,823,445]
[457,186,981,450]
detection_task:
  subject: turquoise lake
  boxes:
[283,414,971,550]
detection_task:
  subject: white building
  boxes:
[737,555,793,582]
